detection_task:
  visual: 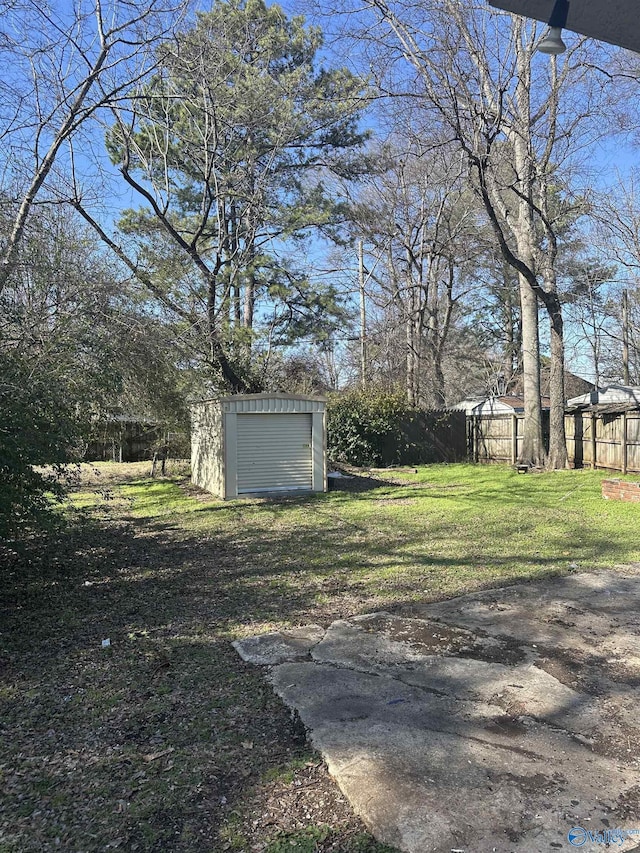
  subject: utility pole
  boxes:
[358,239,367,387]
[622,288,630,385]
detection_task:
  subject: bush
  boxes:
[327,389,467,467]
[0,350,87,541]
[327,389,417,467]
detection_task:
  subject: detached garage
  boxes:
[191,394,327,499]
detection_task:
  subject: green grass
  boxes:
[73,463,638,629]
[3,461,639,852]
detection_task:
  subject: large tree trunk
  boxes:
[511,28,546,468]
[538,175,569,469]
[546,293,569,469]
[406,309,419,406]
[518,278,545,466]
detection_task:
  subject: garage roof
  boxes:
[452,394,551,415]
[566,384,640,410]
[488,0,640,54]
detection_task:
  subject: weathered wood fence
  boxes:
[566,410,640,473]
[469,411,640,473]
[468,414,545,465]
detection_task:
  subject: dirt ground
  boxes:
[0,465,396,852]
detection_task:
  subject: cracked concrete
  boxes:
[233,569,640,852]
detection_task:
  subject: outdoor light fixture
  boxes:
[490,0,640,55]
[537,0,570,54]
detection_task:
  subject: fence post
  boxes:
[622,411,628,475]
[590,413,597,470]
[511,414,518,464]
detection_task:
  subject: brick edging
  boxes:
[602,479,640,502]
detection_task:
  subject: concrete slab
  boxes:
[233,569,640,852]
[232,624,325,665]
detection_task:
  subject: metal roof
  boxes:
[452,397,518,415]
[488,0,640,54]
[566,384,640,411]
[585,402,639,414]
[196,392,328,404]
[452,395,551,415]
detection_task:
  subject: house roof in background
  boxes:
[489,0,640,54]
[566,384,640,411]
[509,366,594,401]
[452,395,551,415]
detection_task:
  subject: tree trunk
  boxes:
[513,166,545,466]
[207,272,250,392]
[406,310,418,406]
[243,268,255,331]
[518,278,545,466]
[547,295,569,469]
[431,352,446,409]
[405,258,421,407]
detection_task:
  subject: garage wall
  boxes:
[191,400,224,495]
[191,394,326,499]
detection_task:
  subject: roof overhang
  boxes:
[566,402,639,414]
[488,0,640,54]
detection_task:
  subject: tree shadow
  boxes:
[2,477,638,852]
[328,469,401,493]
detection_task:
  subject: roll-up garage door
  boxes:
[236,413,313,493]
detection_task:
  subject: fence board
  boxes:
[469,410,640,473]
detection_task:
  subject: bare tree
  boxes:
[593,172,640,383]
[0,0,186,297]
[562,254,618,387]
[330,0,608,467]
[350,135,482,407]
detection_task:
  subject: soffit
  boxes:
[489,0,640,54]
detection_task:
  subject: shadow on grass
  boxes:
[1,506,404,852]
[2,488,630,653]
[327,470,400,493]
[1,470,636,853]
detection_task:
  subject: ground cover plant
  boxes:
[2,461,639,852]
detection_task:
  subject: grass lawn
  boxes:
[1,461,639,852]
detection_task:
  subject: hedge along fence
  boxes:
[326,390,467,467]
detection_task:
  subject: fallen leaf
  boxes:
[142,747,174,762]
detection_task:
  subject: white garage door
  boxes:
[236,413,313,494]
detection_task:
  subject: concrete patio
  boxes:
[233,569,640,853]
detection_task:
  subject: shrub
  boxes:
[0,349,87,541]
[327,389,467,467]
[327,389,417,467]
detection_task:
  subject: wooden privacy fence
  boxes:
[368,409,468,466]
[469,410,640,473]
[468,413,547,465]
[414,409,468,463]
[566,410,640,473]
